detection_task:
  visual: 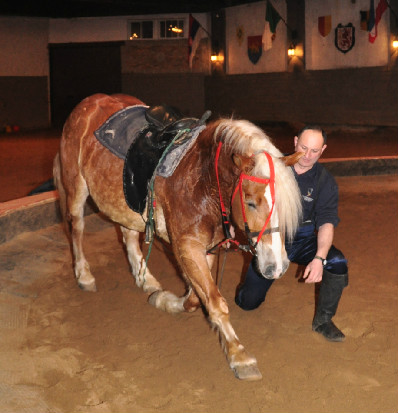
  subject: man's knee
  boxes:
[235,259,274,310]
[235,288,266,311]
[325,246,348,275]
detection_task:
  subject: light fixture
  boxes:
[171,26,183,34]
[393,40,398,49]
[211,54,224,63]
[287,45,296,57]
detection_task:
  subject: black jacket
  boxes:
[292,163,340,229]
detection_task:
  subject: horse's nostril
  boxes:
[263,265,276,278]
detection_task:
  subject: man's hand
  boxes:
[303,259,324,283]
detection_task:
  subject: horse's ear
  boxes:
[233,154,255,173]
[280,152,304,166]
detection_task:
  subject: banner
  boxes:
[368,0,388,43]
[262,1,282,51]
[188,14,206,69]
[360,10,370,31]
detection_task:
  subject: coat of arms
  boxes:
[247,35,262,64]
[335,23,355,54]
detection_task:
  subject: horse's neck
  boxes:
[213,150,240,212]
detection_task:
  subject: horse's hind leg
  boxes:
[120,227,162,294]
[55,153,97,292]
[67,176,97,292]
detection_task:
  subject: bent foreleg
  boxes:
[177,241,262,380]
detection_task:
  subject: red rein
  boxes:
[215,141,276,248]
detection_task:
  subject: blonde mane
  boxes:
[214,118,302,241]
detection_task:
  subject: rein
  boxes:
[209,141,278,256]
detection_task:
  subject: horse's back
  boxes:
[62,93,144,141]
[58,93,147,229]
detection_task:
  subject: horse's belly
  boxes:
[154,203,170,243]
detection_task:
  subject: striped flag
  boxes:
[188,14,206,69]
[368,0,388,43]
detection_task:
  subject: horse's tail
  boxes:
[53,152,69,232]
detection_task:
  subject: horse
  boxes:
[53,93,303,381]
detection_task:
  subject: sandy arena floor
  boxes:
[0,125,397,413]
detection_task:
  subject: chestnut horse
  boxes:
[53,93,302,381]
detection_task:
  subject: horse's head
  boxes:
[230,151,303,280]
[210,118,302,279]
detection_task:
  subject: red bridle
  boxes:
[212,141,277,255]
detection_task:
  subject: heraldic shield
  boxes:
[335,23,355,54]
[248,35,262,64]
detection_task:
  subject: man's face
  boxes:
[294,129,326,172]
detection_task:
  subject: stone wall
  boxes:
[121,39,210,74]
[205,64,398,126]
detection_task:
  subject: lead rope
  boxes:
[215,248,228,289]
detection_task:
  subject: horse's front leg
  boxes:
[176,239,262,381]
[147,251,216,314]
[120,226,162,294]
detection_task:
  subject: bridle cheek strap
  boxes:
[231,151,276,245]
[214,142,276,252]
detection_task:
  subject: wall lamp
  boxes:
[393,40,398,49]
[287,45,296,57]
[211,54,224,63]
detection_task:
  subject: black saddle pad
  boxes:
[94,105,148,159]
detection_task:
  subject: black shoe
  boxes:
[313,321,345,342]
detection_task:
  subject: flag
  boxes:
[360,10,370,31]
[188,14,206,69]
[368,0,388,43]
[262,1,282,51]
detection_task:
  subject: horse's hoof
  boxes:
[232,364,263,381]
[78,279,97,292]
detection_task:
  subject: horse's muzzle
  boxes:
[256,255,290,280]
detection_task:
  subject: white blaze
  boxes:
[264,185,282,274]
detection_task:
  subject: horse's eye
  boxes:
[247,201,256,210]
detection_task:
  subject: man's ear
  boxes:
[294,135,299,147]
[280,152,304,166]
[232,154,255,173]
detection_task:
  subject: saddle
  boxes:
[123,104,210,214]
[95,103,210,214]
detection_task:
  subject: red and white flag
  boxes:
[188,14,206,69]
[368,0,388,43]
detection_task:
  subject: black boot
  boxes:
[312,269,348,342]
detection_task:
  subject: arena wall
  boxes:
[0,2,397,130]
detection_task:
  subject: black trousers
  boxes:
[235,225,348,311]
